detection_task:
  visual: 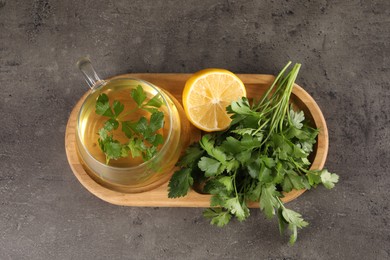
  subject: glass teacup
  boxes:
[75,58,190,193]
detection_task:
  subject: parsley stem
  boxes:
[116,107,139,120]
[290,160,309,175]
[255,61,292,110]
[253,118,270,136]
[233,170,239,198]
[280,64,301,131]
[276,197,285,211]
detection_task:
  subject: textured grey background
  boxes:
[1,0,389,259]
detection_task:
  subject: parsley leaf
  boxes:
[104,140,122,163]
[260,184,279,218]
[98,128,108,141]
[168,168,193,198]
[228,97,254,116]
[306,169,339,189]
[127,138,144,158]
[258,164,273,183]
[113,100,124,118]
[143,145,157,161]
[199,135,228,164]
[220,136,241,155]
[177,144,204,167]
[290,109,305,129]
[236,150,251,164]
[306,171,322,186]
[147,133,164,146]
[282,208,308,229]
[145,94,163,108]
[131,85,147,107]
[231,128,258,136]
[203,208,232,227]
[281,208,309,245]
[198,157,223,177]
[134,117,149,135]
[218,176,233,192]
[149,111,165,132]
[104,119,119,131]
[121,121,135,138]
[246,182,262,202]
[225,197,248,221]
[210,194,229,207]
[320,169,339,189]
[96,93,114,117]
[203,179,230,196]
[247,159,261,179]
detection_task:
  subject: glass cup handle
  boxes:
[77,57,106,91]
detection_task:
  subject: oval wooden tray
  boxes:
[65,73,328,207]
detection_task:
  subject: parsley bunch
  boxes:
[95,85,165,164]
[168,62,339,244]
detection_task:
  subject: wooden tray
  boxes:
[65,74,328,207]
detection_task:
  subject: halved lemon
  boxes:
[182,68,246,132]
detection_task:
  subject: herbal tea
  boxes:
[78,80,166,165]
[76,78,190,192]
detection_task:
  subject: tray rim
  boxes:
[65,73,328,207]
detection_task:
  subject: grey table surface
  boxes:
[1,0,389,259]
